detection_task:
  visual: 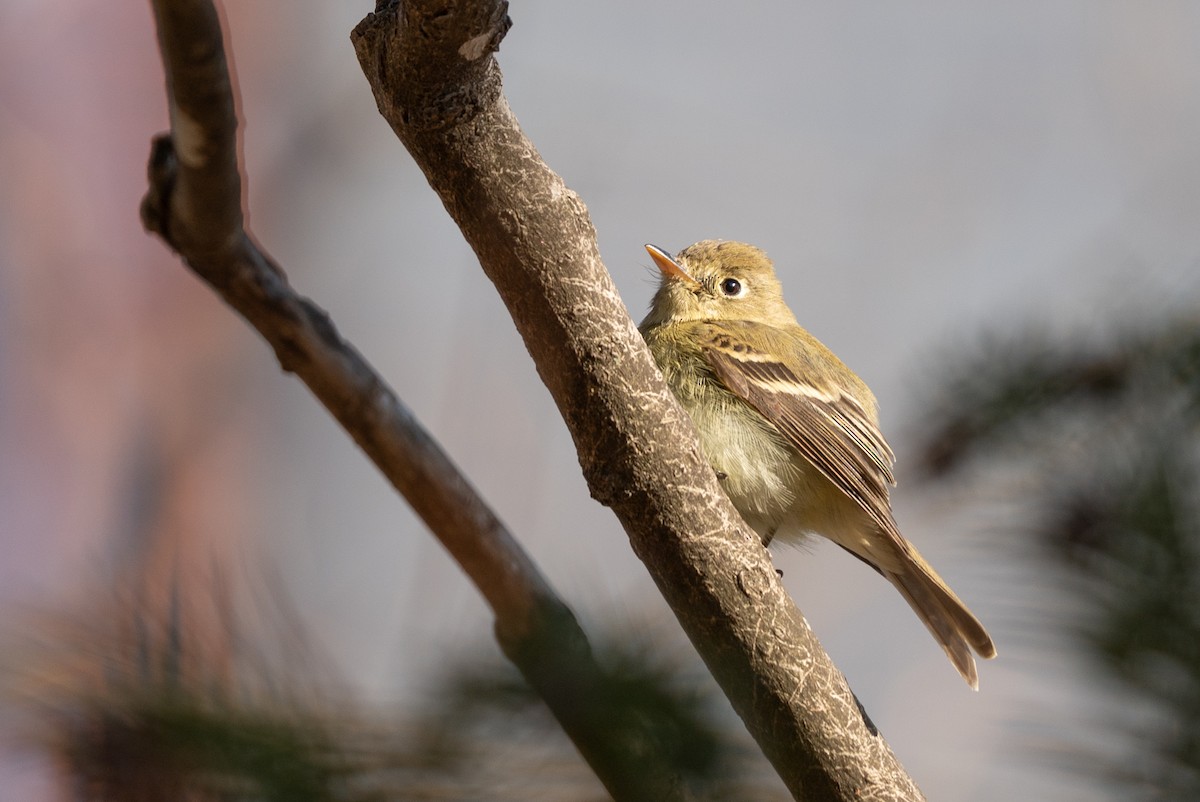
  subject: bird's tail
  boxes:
[884,548,996,690]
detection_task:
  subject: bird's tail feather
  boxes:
[885,550,996,690]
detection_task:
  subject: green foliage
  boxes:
[18,586,786,801]
[60,693,350,802]
[915,314,1200,799]
[420,636,775,795]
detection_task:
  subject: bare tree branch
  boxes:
[141,1,691,799]
[351,1,923,800]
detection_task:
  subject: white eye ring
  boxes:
[720,277,745,297]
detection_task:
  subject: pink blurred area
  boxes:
[0,1,273,591]
[0,2,277,796]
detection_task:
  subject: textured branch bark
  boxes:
[141,1,690,799]
[351,2,924,800]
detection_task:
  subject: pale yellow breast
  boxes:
[644,324,868,547]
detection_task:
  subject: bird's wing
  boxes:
[698,321,899,536]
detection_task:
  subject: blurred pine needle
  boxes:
[5,560,787,801]
[913,313,1200,799]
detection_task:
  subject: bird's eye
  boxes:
[720,278,743,297]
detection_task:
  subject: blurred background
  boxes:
[2,1,1198,799]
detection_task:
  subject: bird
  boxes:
[638,239,996,688]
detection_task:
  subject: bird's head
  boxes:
[642,240,797,328]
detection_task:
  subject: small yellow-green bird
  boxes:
[639,240,996,688]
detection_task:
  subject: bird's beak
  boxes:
[645,244,700,288]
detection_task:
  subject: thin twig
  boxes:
[141,0,689,798]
